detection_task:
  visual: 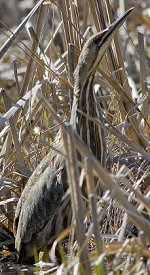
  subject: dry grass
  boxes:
[0,0,150,274]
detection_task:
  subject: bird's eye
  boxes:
[93,35,102,45]
[93,30,107,46]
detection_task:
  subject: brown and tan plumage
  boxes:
[14,8,133,263]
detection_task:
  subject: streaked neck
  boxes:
[70,75,105,164]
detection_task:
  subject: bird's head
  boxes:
[75,8,134,88]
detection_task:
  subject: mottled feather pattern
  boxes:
[14,8,133,263]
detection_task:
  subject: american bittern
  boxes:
[14,8,133,263]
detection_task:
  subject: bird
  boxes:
[14,8,133,264]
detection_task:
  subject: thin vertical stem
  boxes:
[62,125,92,275]
[84,157,103,255]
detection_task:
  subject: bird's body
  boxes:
[14,8,133,263]
[14,138,67,263]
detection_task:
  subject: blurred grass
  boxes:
[0,0,150,274]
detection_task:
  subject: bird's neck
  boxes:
[70,74,93,125]
[70,75,105,164]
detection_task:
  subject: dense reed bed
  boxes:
[0,0,150,274]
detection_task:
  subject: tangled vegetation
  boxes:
[0,0,150,274]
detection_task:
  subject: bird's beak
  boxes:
[104,7,134,43]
